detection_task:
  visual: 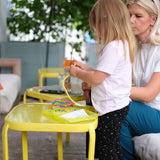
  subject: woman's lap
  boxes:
[120,100,160,160]
[125,100,160,135]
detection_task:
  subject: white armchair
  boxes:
[0,59,21,113]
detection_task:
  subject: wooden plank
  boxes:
[0,58,21,77]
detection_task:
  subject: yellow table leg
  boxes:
[2,123,9,160]
[39,74,43,103]
[39,74,43,87]
[66,133,70,143]
[23,92,27,104]
[22,131,28,160]
[39,99,43,103]
[57,132,63,160]
[88,126,96,160]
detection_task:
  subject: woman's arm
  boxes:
[130,72,160,102]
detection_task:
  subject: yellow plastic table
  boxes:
[23,86,85,143]
[2,103,98,160]
[38,68,64,87]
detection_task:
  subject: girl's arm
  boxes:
[70,65,107,85]
[75,60,96,71]
[130,72,160,103]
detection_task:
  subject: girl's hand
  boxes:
[69,64,80,77]
[74,60,86,70]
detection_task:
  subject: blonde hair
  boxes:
[89,0,137,63]
[127,0,160,45]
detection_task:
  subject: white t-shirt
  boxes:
[132,43,160,110]
[91,40,132,115]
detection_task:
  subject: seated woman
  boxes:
[120,0,160,160]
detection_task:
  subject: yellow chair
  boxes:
[2,103,98,160]
[38,68,64,103]
[38,68,64,87]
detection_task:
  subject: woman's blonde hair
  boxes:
[127,0,160,45]
[89,0,137,63]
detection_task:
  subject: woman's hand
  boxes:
[82,81,91,91]
[82,82,91,101]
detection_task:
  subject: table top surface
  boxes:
[38,68,64,74]
[25,86,84,102]
[5,103,98,132]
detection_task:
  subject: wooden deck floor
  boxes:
[0,97,96,160]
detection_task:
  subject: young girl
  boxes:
[69,0,136,159]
